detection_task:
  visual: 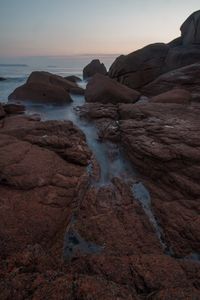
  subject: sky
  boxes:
[0,0,200,58]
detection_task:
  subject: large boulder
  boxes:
[181,10,200,45]
[163,45,200,72]
[109,43,169,89]
[141,63,200,100]
[109,11,200,90]
[8,71,84,104]
[150,88,192,104]
[85,73,140,104]
[83,59,107,79]
[0,104,6,119]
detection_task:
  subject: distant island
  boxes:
[0,64,28,67]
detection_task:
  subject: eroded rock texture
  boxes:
[1,103,199,299]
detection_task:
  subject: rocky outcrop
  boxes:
[109,43,169,89]
[79,100,200,260]
[141,63,200,99]
[83,59,107,79]
[0,100,200,299]
[163,44,200,72]
[118,102,200,257]
[0,77,6,81]
[181,10,200,45]
[8,71,84,104]
[109,11,200,90]
[150,88,192,104]
[85,73,140,104]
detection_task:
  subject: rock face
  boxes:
[150,88,192,104]
[109,12,200,90]
[8,71,84,104]
[0,99,200,299]
[117,102,200,258]
[141,63,200,100]
[181,10,200,45]
[85,74,140,104]
[83,59,107,79]
[109,43,169,89]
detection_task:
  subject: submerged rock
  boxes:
[83,59,107,79]
[3,103,25,114]
[8,71,84,104]
[64,75,82,82]
[85,73,140,104]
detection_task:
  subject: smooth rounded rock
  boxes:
[85,73,140,104]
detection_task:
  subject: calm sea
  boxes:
[0,54,117,103]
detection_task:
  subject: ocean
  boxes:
[0,54,117,103]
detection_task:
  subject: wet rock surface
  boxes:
[0,96,199,299]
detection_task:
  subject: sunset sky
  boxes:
[0,0,200,58]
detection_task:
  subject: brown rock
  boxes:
[141,63,200,100]
[0,103,6,119]
[83,59,107,79]
[8,71,84,104]
[181,10,200,45]
[109,43,169,89]
[3,103,25,114]
[0,115,91,261]
[150,88,192,104]
[117,102,200,257]
[85,74,140,104]
[163,45,200,73]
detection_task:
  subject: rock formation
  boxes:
[8,71,84,104]
[85,73,140,104]
[181,10,200,45]
[83,59,107,79]
[109,11,200,90]
[1,10,200,300]
[149,88,192,104]
[141,63,200,100]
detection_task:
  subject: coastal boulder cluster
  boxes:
[1,10,200,300]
